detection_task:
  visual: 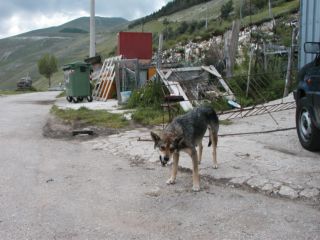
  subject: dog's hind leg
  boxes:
[166,152,179,185]
[210,130,218,169]
[198,141,203,165]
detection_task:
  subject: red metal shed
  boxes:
[117,32,152,60]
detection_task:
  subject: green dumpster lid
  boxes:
[62,61,90,71]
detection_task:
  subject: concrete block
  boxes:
[278,186,298,199]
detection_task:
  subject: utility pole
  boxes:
[224,20,240,78]
[268,0,273,19]
[205,3,208,29]
[157,33,163,70]
[89,0,96,57]
[240,0,243,24]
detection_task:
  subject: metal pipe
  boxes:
[90,0,96,57]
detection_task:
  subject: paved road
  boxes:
[86,98,320,201]
[0,92,320,240]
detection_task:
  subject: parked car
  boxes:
[17,76,32,90]
[294,42,320,151]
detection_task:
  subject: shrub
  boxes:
[126,79,166,109]
[220,0,234,19]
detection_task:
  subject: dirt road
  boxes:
[0,92,319,240]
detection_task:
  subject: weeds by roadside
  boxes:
[0,88,37,95]
[131,107,169,125]
[50,105,128,129]
[124,79,171,125]
[56,91,66,98]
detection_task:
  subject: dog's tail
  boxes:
[202,106,219,147]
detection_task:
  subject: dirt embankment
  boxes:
[43,115,120,140]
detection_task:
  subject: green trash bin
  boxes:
[63,62,93,103]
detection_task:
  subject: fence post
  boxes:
[283,26,297,97]
[283,47,292,97]
[246,47,254,97]
[115,61,122,104]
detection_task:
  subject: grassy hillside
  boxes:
[158,0,228,22]
[22,17,128,37]
[0,17,127,90]
[128,0,298,49]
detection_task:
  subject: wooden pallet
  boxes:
[92,55,122,101]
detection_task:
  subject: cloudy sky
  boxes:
[0,0,172,39]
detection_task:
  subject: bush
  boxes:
[220,0,234,19]
[126,79,166,109]
[177,21,189,35]
[131,107,169,125]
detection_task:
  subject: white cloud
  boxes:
[1,12,84,38]
[0,0,173,39]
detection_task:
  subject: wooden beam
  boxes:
[202,65,235,100]
[157,68,193,111]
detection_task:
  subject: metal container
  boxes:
[299,0,320,69]
[117,32,152,60]
[63,62,92,103]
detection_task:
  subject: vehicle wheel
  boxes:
[87,96,93,102]
[72,97,78,103]
[296,97,320,151]
[66,96,72,102]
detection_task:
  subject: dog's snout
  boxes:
[159,155,170,166]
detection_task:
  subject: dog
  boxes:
[151,105,219,191]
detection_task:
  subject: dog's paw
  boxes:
[213,165,218,169]
[166,178,176,185]
[192,185,200,192]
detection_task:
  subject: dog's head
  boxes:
[150,131,184,166]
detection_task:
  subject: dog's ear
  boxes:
[173,136,185,150]
[150,131,160,149]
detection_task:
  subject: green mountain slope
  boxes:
[21,16,127,37]
[0,17,127,90]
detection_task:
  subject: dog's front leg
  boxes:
[198,141,203,165]
[166,152,179,185]
[211,132,218,169]
[186,148,200,191]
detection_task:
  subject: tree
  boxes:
[220,0,234,19]
[163,18,170,40]
[38,53,58,88]
[177,21,189,34]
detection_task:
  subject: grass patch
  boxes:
[124,79,173,126]
[50,105,128,129]
[56,91,66,98]
[131,106,233,126]
[0,89,37,95]
[220,119,233,125]
[131,107,170,126]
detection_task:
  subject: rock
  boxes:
[229,176,250,186]
[278,186,298,199]
[247,177,269,189]
[262,183,274,193]
[46,178,54,183]
[145,187,161,197]
[271,181,282,189]
[299,188,320,199]
[72,128,94,136]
